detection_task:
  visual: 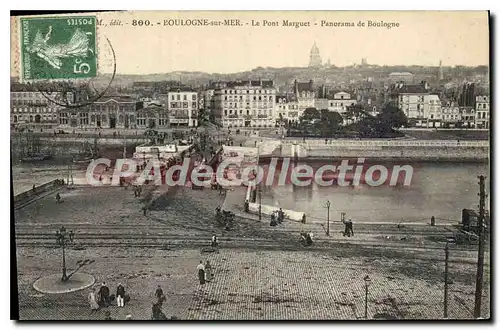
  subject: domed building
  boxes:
[308,42,322,67]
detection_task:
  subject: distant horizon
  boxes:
[10,63,489,79]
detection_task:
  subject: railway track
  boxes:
[14,231,481,255]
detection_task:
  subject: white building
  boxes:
[275,95,300,124]
[327,91,357,114]
[424,94,442,127]
[213,80,276,128]
[167,89,198,127]
[441,105,462,127]
[395,83,430,126]
[475,95,489,129]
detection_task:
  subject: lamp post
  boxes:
[55,226,74,282]
[364,275,371,319]
[258,186,262,221]
[326,201,331,236]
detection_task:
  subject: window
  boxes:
[170,102,178,108]
[159,114,168,126]
[192,102,197,108]
[183,102,188,108]
[192,95,197,101]
[183,95,187,101]
[79,112,89,125]
[59,112,69,125]
[176,95,180,101]
[137,114,146,126]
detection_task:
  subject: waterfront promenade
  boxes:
[13,185,490,320]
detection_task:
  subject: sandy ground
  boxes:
[13,186,490,320]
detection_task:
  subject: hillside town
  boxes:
[12,40,490,321]
[10,43,489,133]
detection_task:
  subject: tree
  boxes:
[319,110,343,136]
[377,104,408,129]
[300,108,320,122]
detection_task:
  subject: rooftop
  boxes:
[396,85,428,94]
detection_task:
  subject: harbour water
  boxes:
[259,161,489,225]
[12,157,489,225]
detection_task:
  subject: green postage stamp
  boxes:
[20,15,97,81]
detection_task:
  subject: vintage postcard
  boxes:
[10,11,490,320]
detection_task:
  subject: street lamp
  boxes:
[364,275,371,319]
[56,226,74,282]
[326,201,331,236]
[258,185,262,221]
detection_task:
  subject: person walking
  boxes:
[197,261,206,285]
[116,283,125,307]
[98,282,110,307]
[211,234,218,248]
[342,218,354,237]
[155,285,165,305]
[88,288,99,312]
[205,260,213,282]
[55,193,61,204]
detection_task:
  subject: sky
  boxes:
[11,11,489,75]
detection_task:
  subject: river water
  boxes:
[12,158,489,225]
[259,161,489,224]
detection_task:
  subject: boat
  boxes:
[21,152,53,162]
[73,139,99,164]
[18,131,53,162]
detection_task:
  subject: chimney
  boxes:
[294,79,298,94]
[309,79,313,90]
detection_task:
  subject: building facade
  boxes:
[275,95,300,124]
[424,94,442,128]
[394,83,430,126]
[11,91,63,129]
[213,80,276,128]
[441,105,462,127]
[388,72,414,84]
[460,107,476,128]
[58,96,138,129]
[166,89,198,127]
[475,95,489,129]
[135,104,169,129]
[327,92,357,113]
[294,80,316,116]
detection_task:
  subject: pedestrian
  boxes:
[142,205,147,216]
[197,261,206,285]
[278,208,284,223]
[88,288,99,312]
[244,199,249,213]
[155,285,165,305]
[98,282,110,307]
[32,184,36,193]
[205,260,213,282]
[55,193,61,204]
[342,218,354,237]
[116,283,125,307]
[211,234,218,247]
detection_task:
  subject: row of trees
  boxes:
[288,103,408,138]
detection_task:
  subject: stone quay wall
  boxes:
[261,140,489,162]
